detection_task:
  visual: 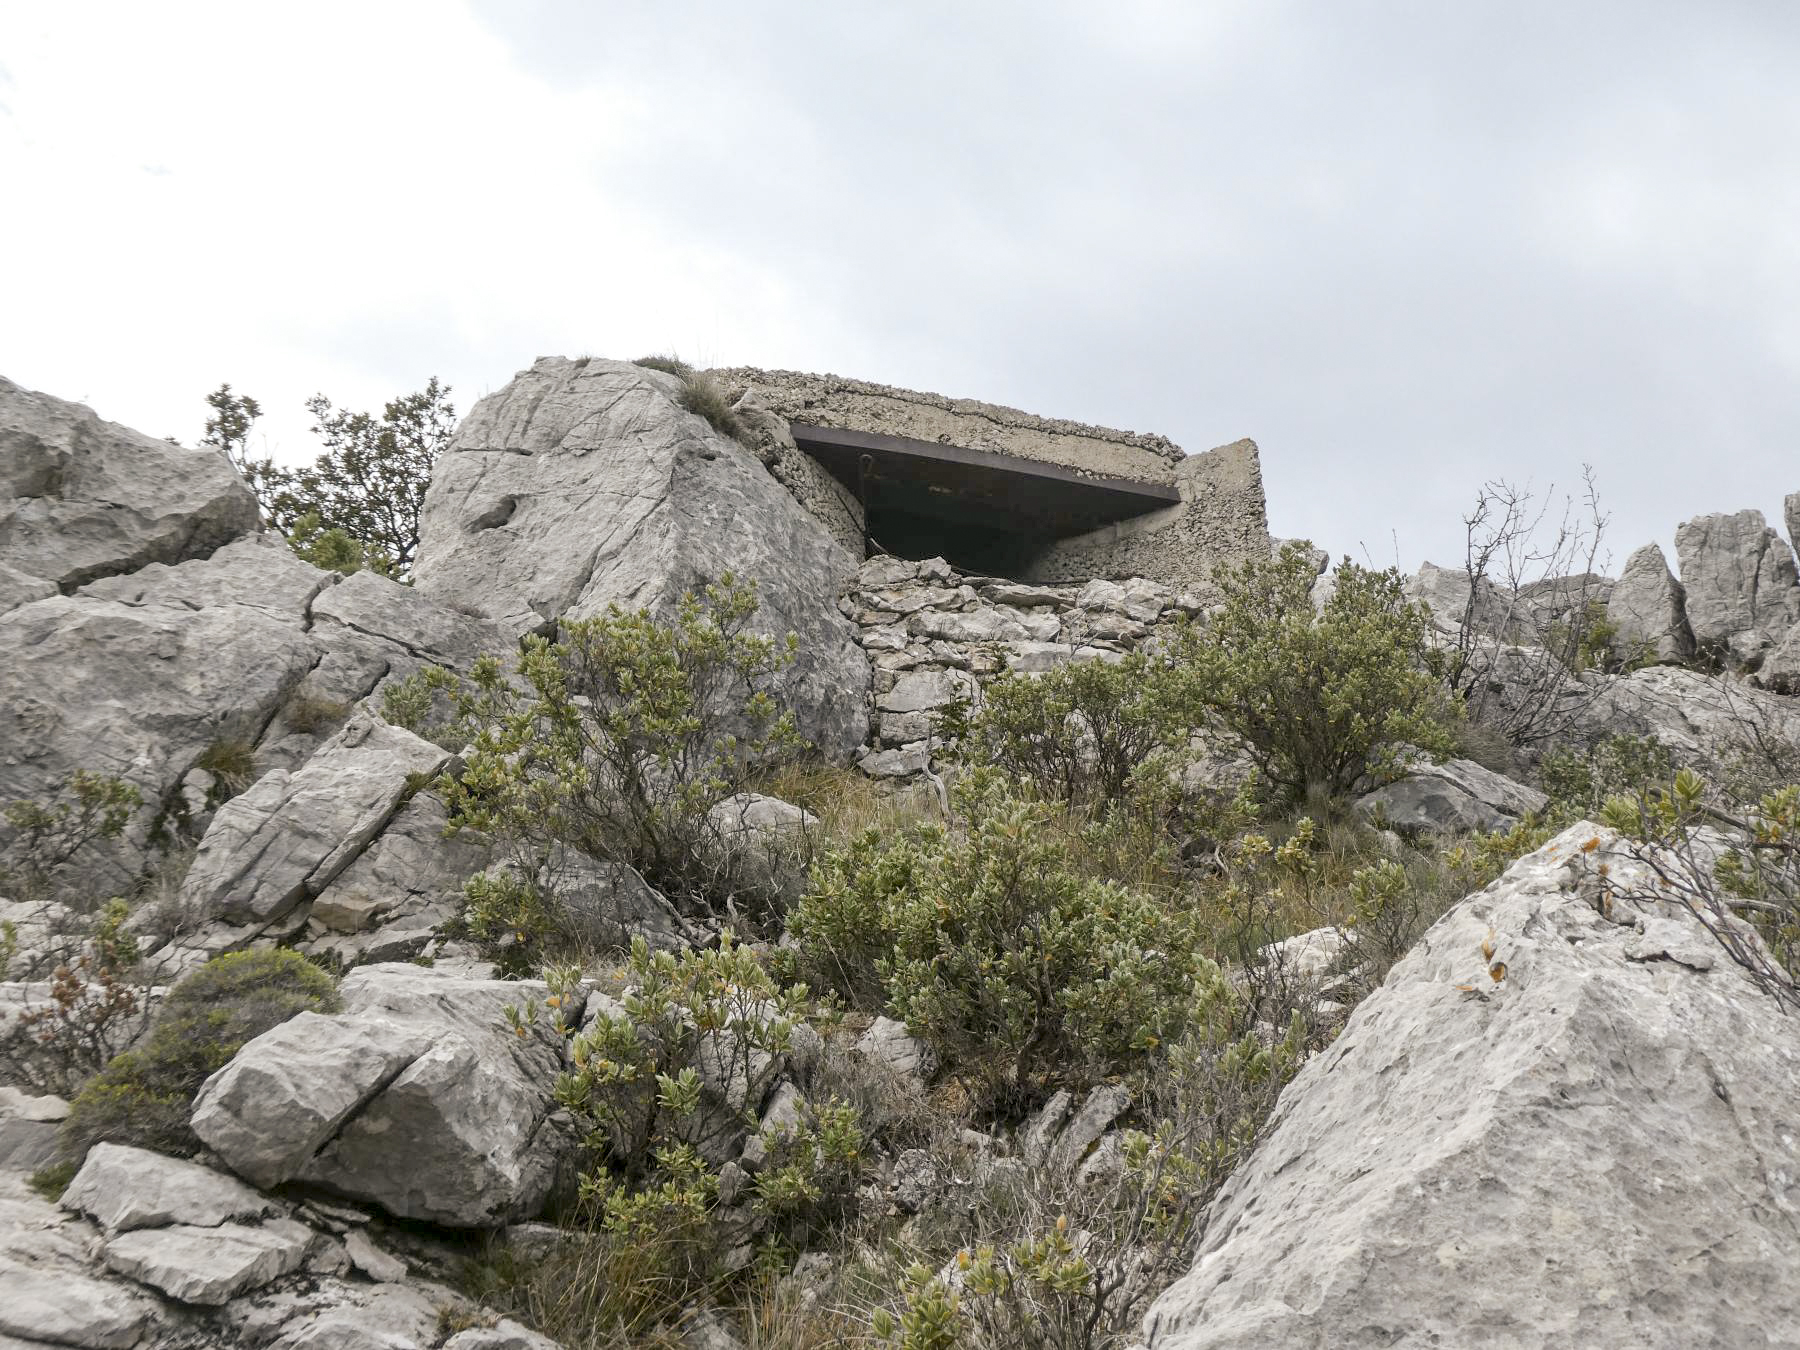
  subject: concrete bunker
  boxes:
[787,422,1181,578]
[711,366,1274,597]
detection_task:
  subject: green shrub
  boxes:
[501,941,865,1333]
[791,775,1207,1108]
[938,650,1187,807]
[434,577,802,960]
[632,354,694,378]
[1541,733,1674,821]
[1173,542,1454,802]
[60,948,339,1160]
[1,769,141,904]
[195,738,257,801]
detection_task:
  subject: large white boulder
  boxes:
[0,375,258,591]
[412,357,870,759]
[194,964,581,1227]
[1673,509,1800,665]
[1145,823,1800,1349]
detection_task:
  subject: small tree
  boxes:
[418,576,803,953]
[1175,543,1453,802]
[262,377,454,579]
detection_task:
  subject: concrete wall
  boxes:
[1026,438,1270,597]
[710,366,1184,484]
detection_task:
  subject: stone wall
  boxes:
[840,554,1202,777]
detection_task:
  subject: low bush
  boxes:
[790,774,1207,1110]
[491,939,866,1339]
[938,650,1188,808]
[59,948,340,1161]
[1172,543,1454,802]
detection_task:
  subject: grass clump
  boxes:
[59,948,340,1162]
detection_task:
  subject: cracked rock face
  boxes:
[193,964,581,1227]
[411,357,870,760]
[1144,823,1800,1350]
[0,375,259,593]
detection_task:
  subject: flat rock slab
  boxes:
[62,1142,275,1234]
[104,1218,313,1306]
[0,1256,158,1347]
[1145,822,1800,1349]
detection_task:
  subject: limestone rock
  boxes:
[0,562,55,617]
[198,965,578,1227]
[1355,757,1548,835]
[309,568,515,672]
[180,709,452,930]
[1572,665,1800,780]
[1673,508,1800,663]
[192,1011,437,1188]
[102,1218,313,1305]
[1144,823,1800,1349]
[308,792,490,936]
[0,1256,156,1348]
[1606,542,1693,663]
[0,375,258,590]
[877,668,977,715]
[343,1229,407,1283]
[854,1016,937,1080]
[1045,1085,1131,1178]
[412,357,869,759]
[61,1143,275,1234]
[298,964,580,1227]
[1405,562,1513,635]
[444,1321,564,1350]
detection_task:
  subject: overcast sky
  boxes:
[3,1,1796,572]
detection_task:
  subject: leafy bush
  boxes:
[791,775,1207,1108]
[938,650,1187,807]
[0,901,147,1096]
[1172,543,1452,802]
[1600,768,1800,998]
[59,948,340,1160]
[432,577,802,961]
[1540,733,1674,821]
[498,940,864,1335]
[1,770,141,904]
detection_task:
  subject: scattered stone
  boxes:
[443,1320,564,1350]
[892,1148,939,1214]
[1046,1086,1131,1177]
[854,1016,937,1080]
[1355,757,1547,835]
[344,1229,408,1283]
